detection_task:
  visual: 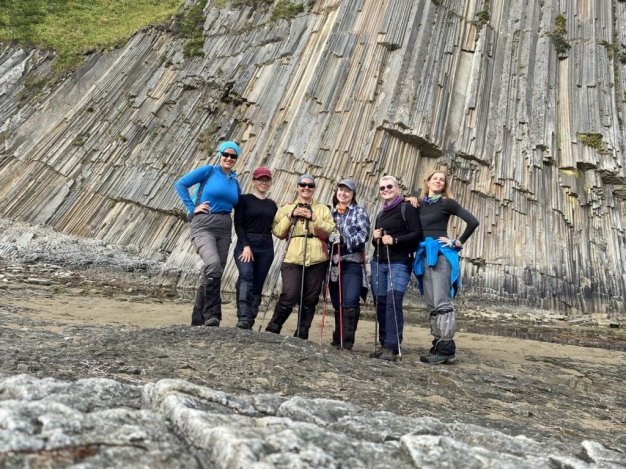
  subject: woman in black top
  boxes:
[371,176,422,362]
[233,167,278,329]
[414,170,479,365]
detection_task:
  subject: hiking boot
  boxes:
[420,353,455,365]
[204,318,220,327]
[369,346,383,358]
[380,348,398,362]
[236,320,252,330]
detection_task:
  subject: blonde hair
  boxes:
[380,175,399,187]
[422,170,454,199]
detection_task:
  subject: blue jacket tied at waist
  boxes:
[413,237,461,298]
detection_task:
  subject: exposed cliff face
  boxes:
[1,0,625,315]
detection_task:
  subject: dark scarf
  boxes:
[383,195,403,211]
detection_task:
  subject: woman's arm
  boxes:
[233,196,249,248]
[445,199,479,244]
[272,203,296,239]
[174,166,212,213]
[309,204,335,240]
[338,206,370,253]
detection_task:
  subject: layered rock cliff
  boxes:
[1,0,625,315]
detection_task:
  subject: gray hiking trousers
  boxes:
[190,213,233,278]
[422,254,456,355]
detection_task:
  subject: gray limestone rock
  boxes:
[2,374,624,469]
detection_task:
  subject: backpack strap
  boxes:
[194,166,215,207]
[375,202,407,230]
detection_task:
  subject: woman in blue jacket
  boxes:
[175,141,241,327]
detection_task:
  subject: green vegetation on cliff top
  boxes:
[0,0,183,71]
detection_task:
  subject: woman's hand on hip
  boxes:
[238,246,254,262]
[194,202,211,214]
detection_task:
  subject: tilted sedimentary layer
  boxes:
[1,374,624,468]
[0,0,625,315]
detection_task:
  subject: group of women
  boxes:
[175,141,479,364]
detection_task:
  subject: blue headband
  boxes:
[298,174,315,184]
[218,141,241,156]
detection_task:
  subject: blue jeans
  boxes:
[329,262,363,309]
[234,237,274,323]
[329,262,363,349]
[370,259,412,354]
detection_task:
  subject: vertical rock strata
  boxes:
[0,0,625,315]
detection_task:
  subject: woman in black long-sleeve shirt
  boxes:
[370,176,422,362]
[414,170,479,365]
[233,167,278,329]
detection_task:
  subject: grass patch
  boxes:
[271,0,304,21]
[576,133,603,151]
[598,40,626,64]
[549,13,571,55]
[175,0,209,57]
[0,0,184,73]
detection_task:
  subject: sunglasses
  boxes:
[298,182,316,189]
[379,184,395,191]
[221,152,238,160]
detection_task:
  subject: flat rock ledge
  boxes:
[0,374,622,469]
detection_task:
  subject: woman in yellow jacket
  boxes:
[265,174,336,339]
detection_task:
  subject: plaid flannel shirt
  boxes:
[331,204,371,254]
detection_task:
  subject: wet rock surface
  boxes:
[1,287,626,467]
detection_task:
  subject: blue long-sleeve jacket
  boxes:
[413,237,461,297]
[174,165,240,214]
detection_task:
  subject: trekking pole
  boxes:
[337,241,344,349]
[296,215,310,337]
[319,245,333,344]
[372,238,380,357]
[258,217,297,332]
[383,230,402,360]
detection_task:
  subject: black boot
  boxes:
[236,280,254,329]
[265,302,292,334]
[331,309,340,348]
[250,292,263,327]
[341,307,358,349]
[202,276,222,326]
[295,305,316,340]
[190,284,205,326]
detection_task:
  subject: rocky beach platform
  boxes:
[1,218,626,467]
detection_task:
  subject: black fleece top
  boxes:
[418,198,479,244]
[234,194,278,247]
[371,203,422,262]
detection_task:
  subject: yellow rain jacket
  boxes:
[272,200,335,266]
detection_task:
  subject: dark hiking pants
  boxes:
[329,262,362,349]
[189,213,232,325]
[266,261,328,339]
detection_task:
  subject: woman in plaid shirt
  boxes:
[327,179,371,350]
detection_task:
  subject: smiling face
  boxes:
[427,172,446,196]
[378,178,400,203]
[336,185,354,206]
[252,176,271,194]
[219,149,238,171]
[297,177,315,202]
